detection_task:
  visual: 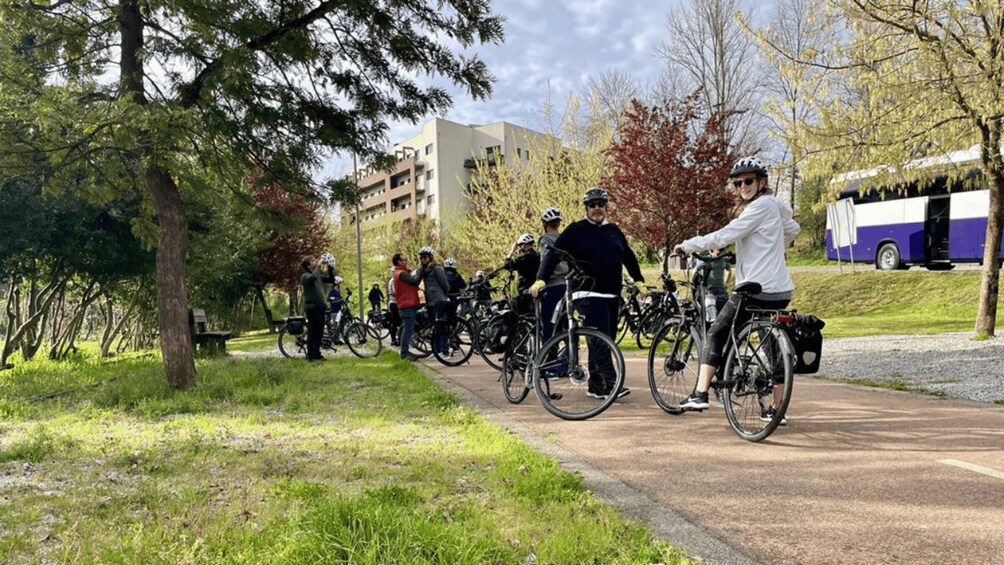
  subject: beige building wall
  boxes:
[345,118,554,229]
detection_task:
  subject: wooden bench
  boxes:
[188,308,233,356]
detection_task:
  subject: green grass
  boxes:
[227,330,281,353]
[0,352,689,564]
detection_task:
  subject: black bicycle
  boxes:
[278,306,383,360]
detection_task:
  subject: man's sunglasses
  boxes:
[732,178,757,188]
[586,200,607,208]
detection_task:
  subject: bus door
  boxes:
[925,196,951,264]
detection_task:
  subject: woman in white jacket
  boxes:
[673,156,800,420]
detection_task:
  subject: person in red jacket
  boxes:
[391,252,422,361]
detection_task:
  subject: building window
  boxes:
[428,195,436,207]
[524,149,530,160]
[516,147,522,158]
[425,143,434,155]
[426,169,435,180]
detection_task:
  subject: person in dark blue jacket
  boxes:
[530,187,644,399]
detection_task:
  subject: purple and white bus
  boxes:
[825,168,1004,270]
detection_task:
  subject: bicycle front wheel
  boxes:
[434,318,476,367]
[277,327,306,359]
[722,321,794,442]
[344,321,383,358]
[647,317,700,415]
[532,327,625,421]
[475,315,507,371]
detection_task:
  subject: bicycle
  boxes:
[472,266,517,371]
[507,247,626,421]
[647,252,796,441]
[616,274,681,349]
[408,303,476,367]
[278,304,383,360]
[647,252,730,414]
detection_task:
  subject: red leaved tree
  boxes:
[252,178,331,323]
[602,94,736,273]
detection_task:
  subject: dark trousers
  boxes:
[388,303,401,344]
[576,296,619,394]
[305,304,326,359]
[539,284,566,343]
[704,294,790,367]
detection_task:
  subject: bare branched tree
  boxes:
[656,0,766,154]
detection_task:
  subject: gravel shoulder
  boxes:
[819,333,1004,403]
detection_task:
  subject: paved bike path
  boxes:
[419,354,1004,565]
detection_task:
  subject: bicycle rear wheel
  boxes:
[410,326,434,358]
[647,317,700,415]
[434,318,475,366]
[501,321,532,404]
[532,327,625,421]
[277,327,306,359]
[636,307,669,349]
[344,321,383,358]
[722,321,794,442]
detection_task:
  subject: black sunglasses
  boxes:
[586,200,607,209]
[732,178,757,188]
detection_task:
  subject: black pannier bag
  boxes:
[786,313,825,374]
[286,316,307,336]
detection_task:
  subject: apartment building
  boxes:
[345,118,556,228]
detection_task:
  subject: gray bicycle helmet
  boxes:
[516,233,535,245]
[540,207,562,223]
[418,246,435,256]
[729,156,768,178]
[582,187,609,204]
[444,257,457,268]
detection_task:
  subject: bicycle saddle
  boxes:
[733,282,762,296]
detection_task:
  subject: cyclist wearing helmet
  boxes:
[418,246,452,356]
[443,257,466,316]
[531,187,645,399]
[537,207,568,346]
[326,276,348,344]
[470,269,494,310]
[505,232,540,314]
[673,156,800,420]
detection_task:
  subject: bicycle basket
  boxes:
[782,313,825,374]
[286,316,307,336]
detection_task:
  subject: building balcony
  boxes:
[463,153,504,169]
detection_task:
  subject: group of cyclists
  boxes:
[300,155,802,437]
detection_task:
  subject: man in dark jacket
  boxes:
[530,187,644,399]
[301,252,334,360]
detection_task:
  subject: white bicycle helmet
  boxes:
[540,207,562,223]
[333,276,343,284]
[444,258,457,268]
[320,251,336,266]
[516,233,534,245]
[418,246,435,256]
[730,156,768,178]
[475,270,485,278]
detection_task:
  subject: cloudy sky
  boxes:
[320,0,687,178]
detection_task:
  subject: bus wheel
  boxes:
[876,243,901,270]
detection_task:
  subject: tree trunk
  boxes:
[1,281,18,368]
[120,0,195,387]
[256,286,277,333]
[101,287,142,357]
[147,166,197,388]
[975,171,1003,336]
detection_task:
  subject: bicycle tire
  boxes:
[367,313,391,340]
[475,315,506,371]
[501,320,532,404]
[277,326,306,359]
[434,317,476,367]
[636,307,669,349]
[722,321,794,442]
[532,327,625,421]
[344,321,383,358]
[615,310,631,345]
[647,317,701,415]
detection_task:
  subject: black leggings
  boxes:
[703,293,790,367]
